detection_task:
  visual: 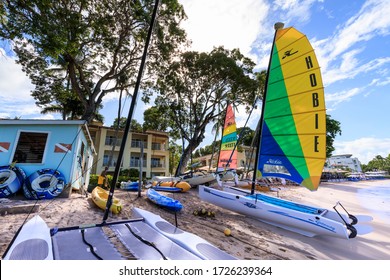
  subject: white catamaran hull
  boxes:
[181,173,217,187]
[199,185,356,239]
[3,215,53,260]
[132,207,236,260]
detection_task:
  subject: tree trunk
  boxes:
[82,102,97,123]
[177,136,205,175]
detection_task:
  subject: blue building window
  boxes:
[12,131,48,163]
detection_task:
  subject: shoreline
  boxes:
[1,179,389,260]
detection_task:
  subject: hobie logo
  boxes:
[267,159,282,165]
[282,49,298,59]
[244,202,256,209]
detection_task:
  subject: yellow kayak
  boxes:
[152,181,191,192]
[91,186,122,214]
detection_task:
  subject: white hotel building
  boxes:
[326,154,362,173]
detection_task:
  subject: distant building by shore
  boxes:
[326,154,362,172]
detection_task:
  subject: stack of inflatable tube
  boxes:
[0,165,26,198]
[23,168,66,199]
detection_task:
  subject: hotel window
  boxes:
[12,131,49,163]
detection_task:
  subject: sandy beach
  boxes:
[1,179,389,260]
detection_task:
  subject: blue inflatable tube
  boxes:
[23,168,66,199]
[0,165,26,198]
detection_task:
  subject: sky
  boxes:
[1,0,390,164]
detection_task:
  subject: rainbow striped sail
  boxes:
[257,24,326,191]
[218,104,237,170]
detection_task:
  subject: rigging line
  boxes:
[215,102,228,173]
[106,89,124,170]
[244,108,262,178]
[38,153,107,214]
[17,124,97,220]
[106,87,131,170]
[208,106,221,172]
[49,123,86,183]
[251,23,283,195]
[81,229,104,260]
[2,197,42,258]
[222,98,259,175]
[38,149,108,212]
[125,223,167,260]
[103,0,161,222]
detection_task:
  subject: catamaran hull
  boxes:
[199,185,355,239]
[132,207,236,260]
[3,215,53,260]
[182,173,217,187]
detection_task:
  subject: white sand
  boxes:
[1,179,389,260]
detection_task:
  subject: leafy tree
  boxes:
[143,106,171,133]
[363,154,390,173]
[168,140,182,175]
[111,117,142,132]
[1,0,187,122]
[111,117,128,130]
[130,119,143,133]
[237,127,255,147]
[149,47,258,174]
[326,114,342,158]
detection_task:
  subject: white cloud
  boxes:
[325,87,362,108]
[179,0,269,55]
[334,137,390,164]
[273,0,318,23]
[370,76,390,86]
[329,0,390,59]
[0,52,34,101]
[312,0,390,94]
[323,51,390,86]
[0,52,42,119]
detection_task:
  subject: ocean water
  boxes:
[356,180,390,224]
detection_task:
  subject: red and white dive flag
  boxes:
[54,143,72,153]
[0,142,10,152]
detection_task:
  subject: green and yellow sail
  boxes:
[257,24,326,191]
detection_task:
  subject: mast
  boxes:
[250,22,284,195]
[103,0,160,222]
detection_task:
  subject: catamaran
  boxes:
[199,22,358,239]
[2,0,236,260]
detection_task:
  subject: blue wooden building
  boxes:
[0,120,95,196]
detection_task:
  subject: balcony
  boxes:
[105,138,122,146]
[130,159,147,168]
[151,143,167,151]
[131,140,148,149]
[151,162,165,168]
